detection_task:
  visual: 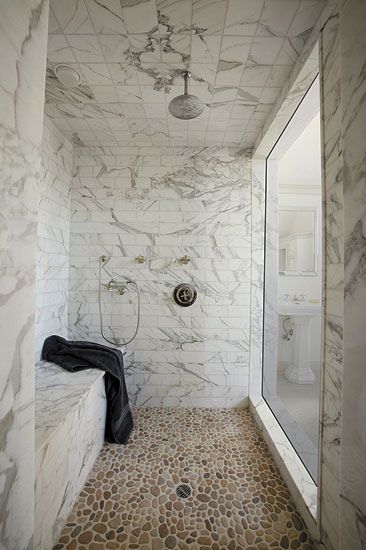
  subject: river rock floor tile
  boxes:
[54,408,315,550]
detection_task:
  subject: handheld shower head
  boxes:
[98,256,141,346]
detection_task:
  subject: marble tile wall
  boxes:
[339,0,366,548]
[245,2,366,547]
[0,1,49,548]
[261,159,279,401]
[36,116,73,360]
[318,7,344,549]
[69,145,252,407]
[35,361,106,550]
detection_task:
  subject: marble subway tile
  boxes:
[69,147,252,407]
[36,117,73,361]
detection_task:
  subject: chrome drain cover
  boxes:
[176,483,192,499]
[173,284,197,307]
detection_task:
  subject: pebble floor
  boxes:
[54,408,315,550]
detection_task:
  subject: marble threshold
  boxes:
[250,397,319,543]
[263,394,318,481]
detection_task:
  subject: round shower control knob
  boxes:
[173,284,197,307]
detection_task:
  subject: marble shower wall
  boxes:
[0,0,49,548]
[69,146,252,407]
[339,0,366,547]
[35,362,106,550]
[36,116,72,360]
[319,7,344,549]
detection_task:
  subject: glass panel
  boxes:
[262,75,322,483]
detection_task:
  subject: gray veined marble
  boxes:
[2,2,365,550]
[0,1,49,548]
[45,0,327,147]
[339,1,366,549]
[249,1,351,546]
[34,361,106,550]
[69,146,252,408]
[36,116,73,360]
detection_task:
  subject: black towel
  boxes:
[42,335,133,444]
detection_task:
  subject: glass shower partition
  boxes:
[261,75,322,483]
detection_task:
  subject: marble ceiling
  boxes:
[45,0,325,148]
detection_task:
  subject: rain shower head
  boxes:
[168,71,204,120]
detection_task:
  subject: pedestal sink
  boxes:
[278,302,321,384]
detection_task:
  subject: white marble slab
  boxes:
[36,116,73,361]
[0,1,49,548]
[35,360,105,449]
[35,360,106,550]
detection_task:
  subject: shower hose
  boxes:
[98,259,141,346]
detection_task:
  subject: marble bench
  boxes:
[34,360,106,550]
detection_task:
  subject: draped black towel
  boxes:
[42,335,133,444]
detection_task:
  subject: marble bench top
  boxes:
[35,360,105,451]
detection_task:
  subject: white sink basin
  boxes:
[278,301,321,384]
[278,302,321,317]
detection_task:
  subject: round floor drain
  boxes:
[176,483,192,499]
